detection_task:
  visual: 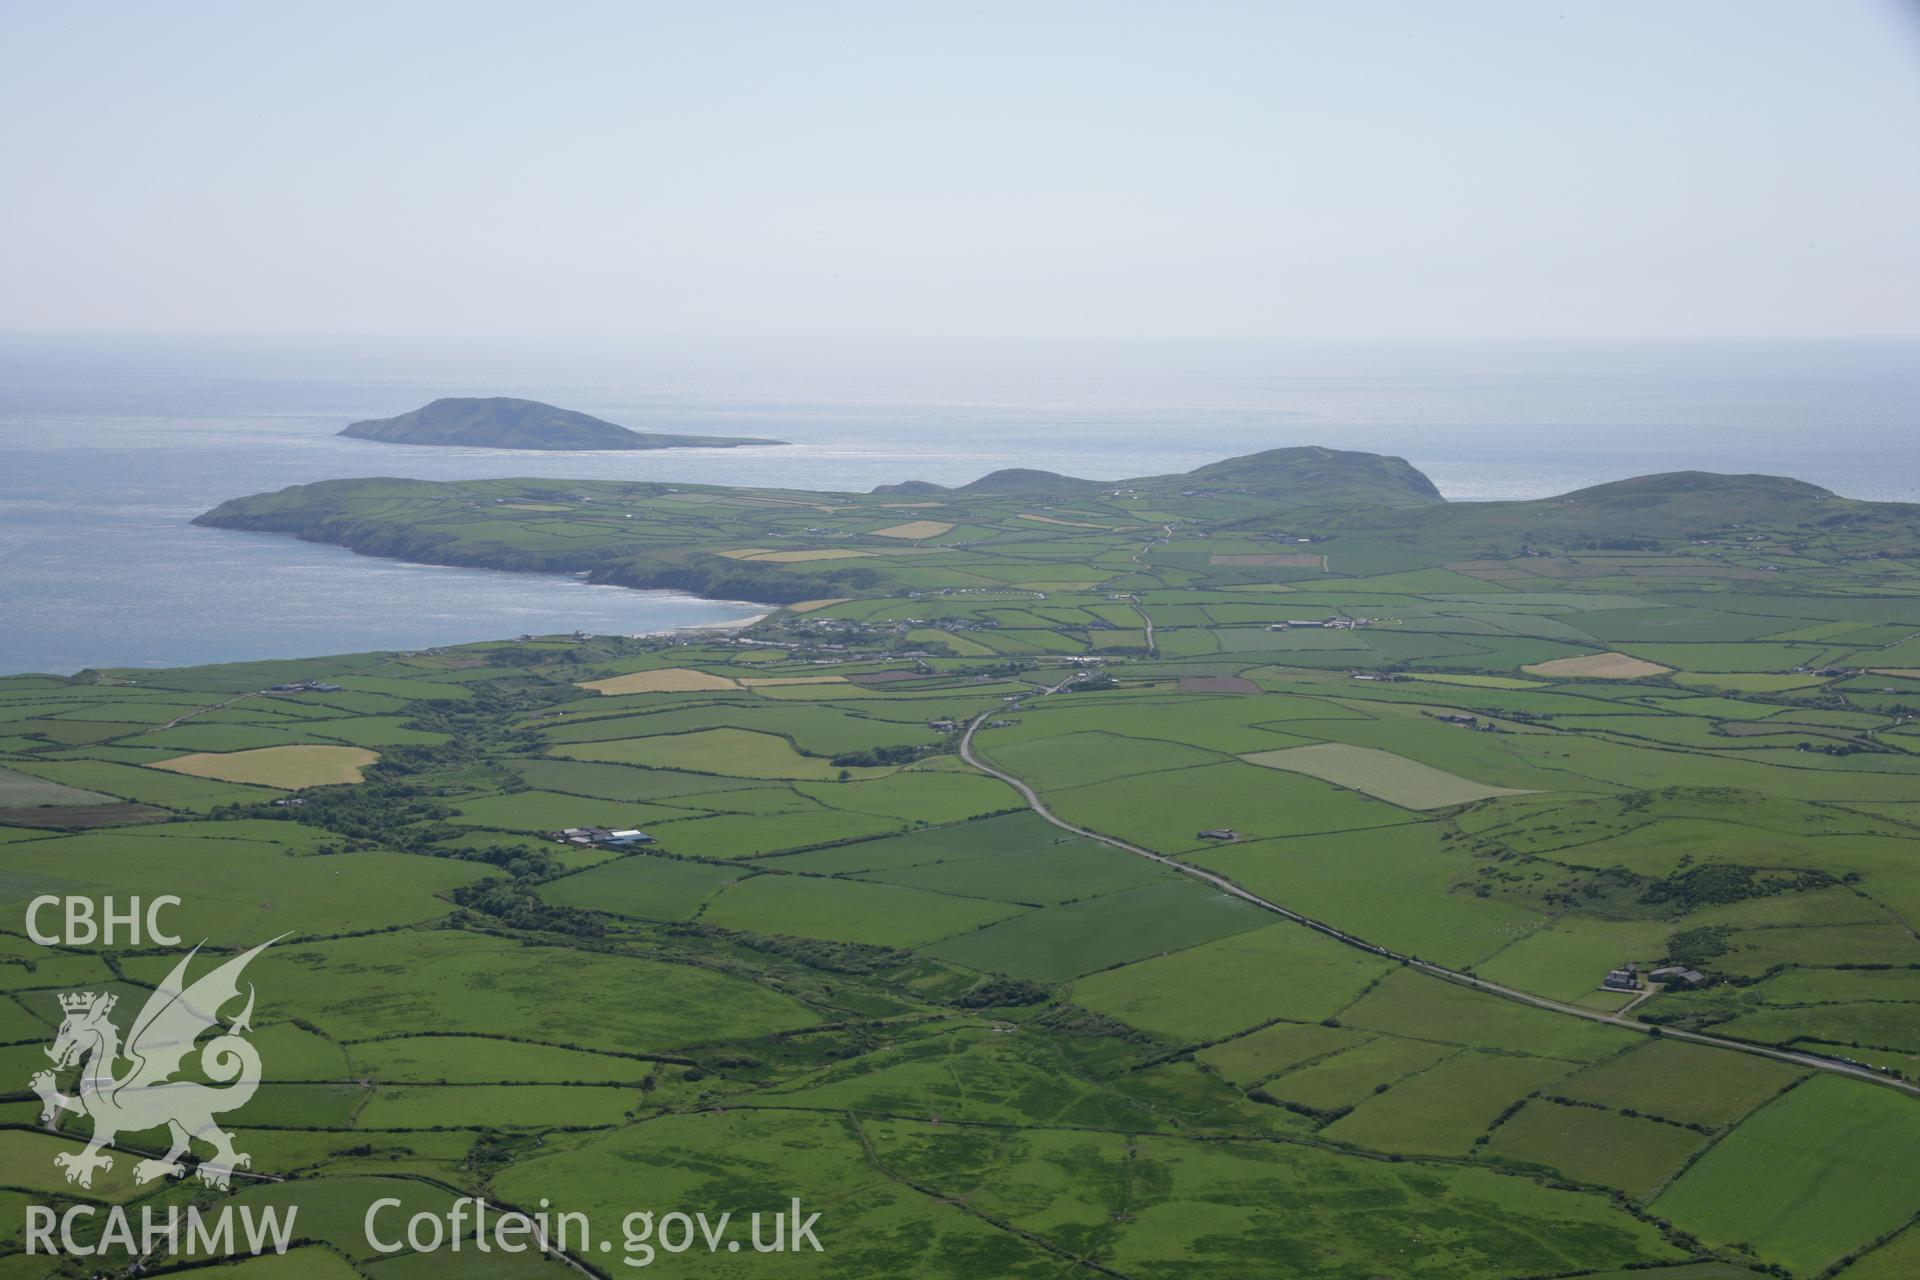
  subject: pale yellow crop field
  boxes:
[1242,743,1533,809]
[578,668,740,694]
[869,520,954,539]
[1017,513,1111,529]
[1524,652,1673,679]
[153,745,380,789]
[730,548,872,563]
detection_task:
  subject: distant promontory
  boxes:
[338,397,783,451]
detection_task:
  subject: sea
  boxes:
[3,335,1916,677]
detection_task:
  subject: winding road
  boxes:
[959,711,1920,1099]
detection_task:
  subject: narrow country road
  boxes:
[1110,525,1172,654]
[1103,593,1154,654]
[959,712,1920,1099]
[158,690,256,731]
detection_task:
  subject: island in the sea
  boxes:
[338,396,784,451]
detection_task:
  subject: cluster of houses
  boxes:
[268,680,343,694]
[1266,616,1373,631]
[905,587,1047,601]
[549,826,653,848]
[1600,962,1707,992]
[924,616,1003,635]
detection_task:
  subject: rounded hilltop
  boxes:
[338,396,783,451]
[874,445,1444,506]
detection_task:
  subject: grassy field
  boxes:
[698,871,1027,947]
[1482,1099,1706,1196]
[1321,1050,1573,1155]
[6,451,1920,1276]
[537,853,748,920]
[121,929,821,1052]
[1555,1039,1806,1127]
[0,764,113,806]
[924,879,1275,980]
[1652,1076,1920,1274]
[554,727,873,778]
[854,836,1164,904]
[1195,1020,1365,1086]
[1068,921,1392,1042]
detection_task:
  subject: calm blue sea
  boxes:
[3,336,1916,676]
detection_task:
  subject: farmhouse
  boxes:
[268,680,345,694]
[1197,828,1238,841]
[1600,963,1641,992]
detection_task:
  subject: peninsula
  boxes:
[31,446,1920,1279]
[338,396,783,451]
[193,446,1917,609]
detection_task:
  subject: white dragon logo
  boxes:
[31,937,279,1191]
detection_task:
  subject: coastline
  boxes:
[673,610,774,632]
[3,534,767,678]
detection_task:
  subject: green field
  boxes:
[1321,1050,1573,1155]
[1652,1076,1920,1274]
[537,853,748,920]
[698,871,1026,947]
[1555,1039,1806,1127]
[1482,1099,1706,1196]
[5,449,1920,1277]
[924,879,1275,980]
[1069,921,1392,1042]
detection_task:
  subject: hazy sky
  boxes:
[2,1,1917,340]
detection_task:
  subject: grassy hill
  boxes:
[1312,470,1920,561]
[875,445,1443,506]
[338,396,782,450]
